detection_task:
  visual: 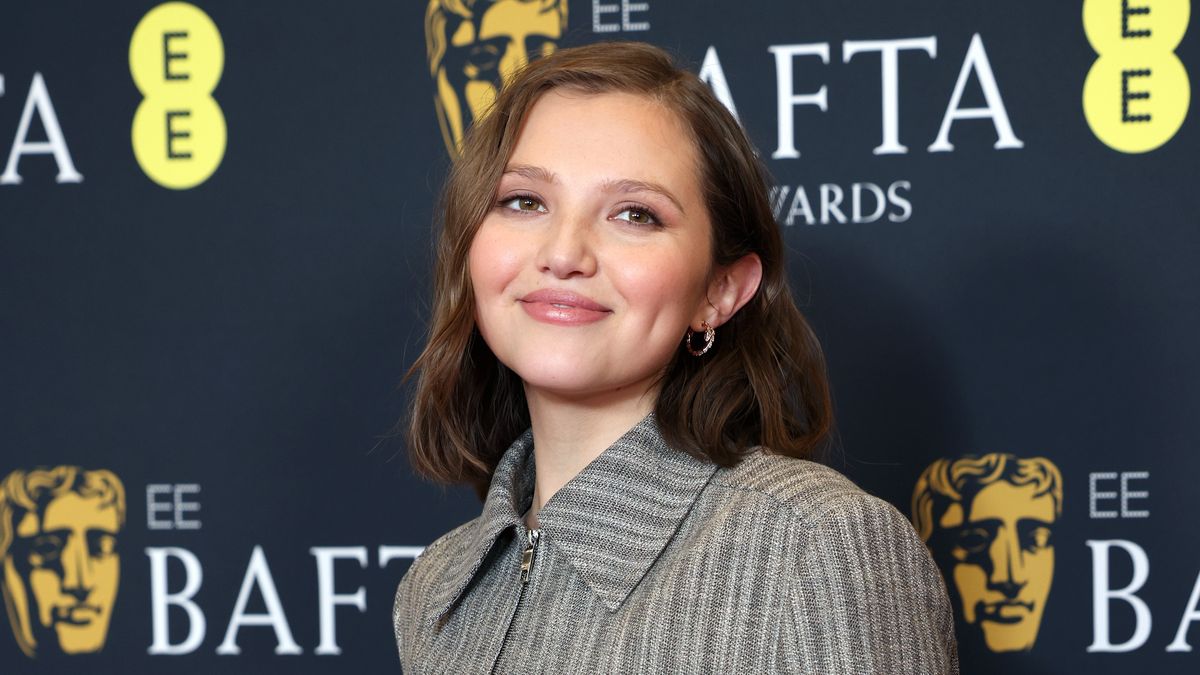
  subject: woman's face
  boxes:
[469,89,714,403]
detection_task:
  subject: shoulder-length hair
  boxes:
[407,40,833,498]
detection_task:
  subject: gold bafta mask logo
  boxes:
[424,0,568,156]
[0,467,125,657]
[912,454,1062,652]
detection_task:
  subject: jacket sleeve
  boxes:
[393,566,415,669]
[787,493,959,674]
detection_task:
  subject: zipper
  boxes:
[520,528,540,583]
[489,527,541,674]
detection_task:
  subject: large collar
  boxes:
[427,414,719,624]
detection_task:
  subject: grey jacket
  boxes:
[394,416,958,673]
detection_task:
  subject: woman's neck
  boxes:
[523,384,657,527]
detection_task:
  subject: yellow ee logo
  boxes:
[129,2,225,189]
[1083,0,1191,153]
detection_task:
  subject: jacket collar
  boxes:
[428,414,719,624]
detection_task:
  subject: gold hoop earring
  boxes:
[685,321,715,356]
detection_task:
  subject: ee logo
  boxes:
[1083,0,1191,153]
[130,2,225,189]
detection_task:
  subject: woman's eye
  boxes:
[613,207,658,226]
[499,196,546,213]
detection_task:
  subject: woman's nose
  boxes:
[535,216,597,279]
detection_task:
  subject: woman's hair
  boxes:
[407,40,833,498]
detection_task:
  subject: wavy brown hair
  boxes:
[407,41,833,498]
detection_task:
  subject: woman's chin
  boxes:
[504,352,605,388]
[519,372,610,398]
[517,370,657,405]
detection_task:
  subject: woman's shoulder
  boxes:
[392,518,475,627]
[398,518,474,586]
[709,451,959,672]
[710,450,897,530]
[707,449,940,562]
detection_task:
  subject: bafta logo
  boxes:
[424,0,568,156]
[0,466,126,657]
[912,454,1062,652]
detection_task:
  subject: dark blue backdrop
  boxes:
[2,1,1197,672]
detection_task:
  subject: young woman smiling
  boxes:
[394,41,958,673]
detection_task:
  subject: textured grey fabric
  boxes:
[394,415,959,673]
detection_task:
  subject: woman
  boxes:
[394,41,958,673]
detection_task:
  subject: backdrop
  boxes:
[1,1,1196,673]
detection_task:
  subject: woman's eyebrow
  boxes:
[503,164,558,183]
[601,178,685,214]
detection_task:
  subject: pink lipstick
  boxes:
[518,289,611,325]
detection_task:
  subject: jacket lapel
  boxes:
[426,429,535,626]
[536,416,719,611]
[427,415,719,624]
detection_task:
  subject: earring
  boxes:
[685,321,715,356]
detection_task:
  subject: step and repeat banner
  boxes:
[1,1,1196,673]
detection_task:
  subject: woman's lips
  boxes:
[518,289,611,325]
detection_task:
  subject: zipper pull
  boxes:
[519,528,541,585]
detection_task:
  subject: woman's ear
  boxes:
[695,253,763,328]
